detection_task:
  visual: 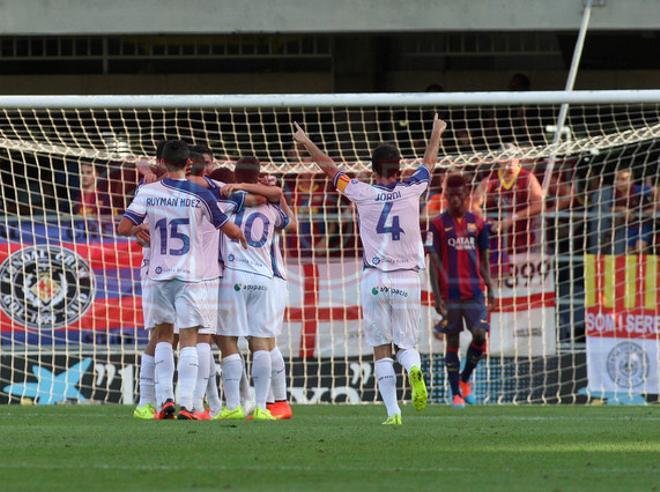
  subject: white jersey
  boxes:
[203,177,246,270]
[124,178,229,282]
[222,203,289,278]
[334,166,430,272]
[270,233,286,280]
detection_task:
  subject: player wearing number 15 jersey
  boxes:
[118,140,246,420]
[293,115,447,424]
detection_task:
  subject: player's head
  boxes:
[371,143,401,181]
[234,156,260,184]
[155,140,167,162]
[209,167,235,184]
[161,140,190,171]
[188,151,208,177]
[80,162,97,188]
[191,144,214,168]
[444,173,468,215]
[614,168,633,190]
[499,143,521,176]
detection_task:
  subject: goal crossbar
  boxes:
[1,90,660,109]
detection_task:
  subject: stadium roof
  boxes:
[1,0,658,35]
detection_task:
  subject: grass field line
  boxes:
[0,462,656,475]
[0,412,658,421]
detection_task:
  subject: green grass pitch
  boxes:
[0,405,657,491]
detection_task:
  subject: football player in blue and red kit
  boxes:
[428,173,495,408]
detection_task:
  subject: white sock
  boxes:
[138,353,156,407]
[252,350,271,410]
[206,350,222,415]
[375,358,400,417]
[154,342,174,406]
[193,343,211,412]
[222,353,243,410]
[396,348,421,373]
[176,346,198,411]
[270,347,287,402]
[239,357,252,405]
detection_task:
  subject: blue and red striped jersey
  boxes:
[429,211,489,301]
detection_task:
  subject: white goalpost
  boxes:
[0,90,658,405]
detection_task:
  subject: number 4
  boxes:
[376,202,404,240]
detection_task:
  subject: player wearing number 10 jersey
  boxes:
[293,115,447,424]
[118,140,246,419]
[217,157,290,422]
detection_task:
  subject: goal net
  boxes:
[0,91,658,405]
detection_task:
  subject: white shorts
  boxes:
[360,268,421,350]
[143,278,219,335]
[272,276,289,337]
[218,269,277,338]
[140,259,153,330]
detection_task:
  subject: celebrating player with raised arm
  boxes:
[118,140,246,420]
[428,173,495,408]
[293,114,446,424]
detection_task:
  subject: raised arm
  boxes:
[422,113,447,174]
[292,122,341,182]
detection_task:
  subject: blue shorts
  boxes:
[440,299,490,335]
[626,224,653,248]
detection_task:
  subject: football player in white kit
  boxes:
[216,157,290,421]
[260,174,297,419]
[133,140,166,420]
[118,140,247,420]
[187,154,283,419]
[293,115,447,424]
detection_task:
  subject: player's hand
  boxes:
[487,293,496,313]
[134,224,150,245]
[222,222,248,249]
[236,230,248,249]
[437,298,446,318]
[221,183,240,197]
[143,170,158,184]
[292,122,309,144]
[431,113,447,139]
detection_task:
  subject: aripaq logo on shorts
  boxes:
[233,283,266,292]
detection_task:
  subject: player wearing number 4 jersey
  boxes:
[118,140,247,420]
[293,114,447,424]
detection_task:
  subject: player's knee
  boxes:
[472,329,487,346]
[178,327,198,348]
[445,333,460,349]
[373,344,393,361]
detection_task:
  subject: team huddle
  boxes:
[119,114,496,423]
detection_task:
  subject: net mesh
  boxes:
[0,99,658,405]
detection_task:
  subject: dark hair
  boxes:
[425,83,444,92]
[191,144,213,157]
[161,140,190,170]
[445,173,467,189]
[209,167,235,184]
[188,151,207,177]
[509,73,531,91]
[371,143,401,179]
[155,140,167,160]
[234,156,260,184]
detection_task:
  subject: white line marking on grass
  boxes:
[0,463,656,475]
